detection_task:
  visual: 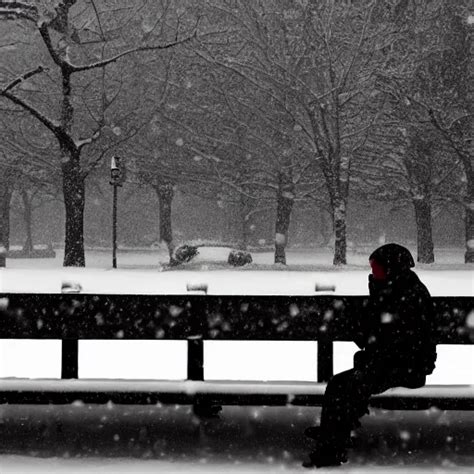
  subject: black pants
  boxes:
[319,366,425,445]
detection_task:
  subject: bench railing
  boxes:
[1,293,472,383]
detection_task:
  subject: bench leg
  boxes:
[187,339,222,418]
[61,339,78,379]
[187,339,204,381]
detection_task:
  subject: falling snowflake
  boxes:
[0,297,9,310]
[193,155,203,162]
[466,310,474,329]
[293,123,302,132]
[275,233,286,245]
[381,312,393,324]
[333,299,344,310]
[324,309,334,321]
[141,16,155,33]
[399,430,411,441]
[169,305,183,317]
[112,126,122,136]
[175,138,184,147]
[289,304,300,317]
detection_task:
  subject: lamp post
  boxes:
[110,156,124,268]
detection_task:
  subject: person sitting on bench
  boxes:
[303,243,437,468]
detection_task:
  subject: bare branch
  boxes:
[0,1,38,22]
[2,65,47,93]
[1,90,60,136]
[70,32,197,73]
[38,23,66,67]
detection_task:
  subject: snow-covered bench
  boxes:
[0,292,472,410]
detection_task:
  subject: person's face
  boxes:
[369,259,386,280]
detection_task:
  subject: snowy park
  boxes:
[1,0,473,472]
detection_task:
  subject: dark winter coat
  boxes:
[354,244,437,377]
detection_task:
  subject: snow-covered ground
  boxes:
[0,247,473,472]
[0,401,473,472]
[0,404,473,473]
[1,247,472,296]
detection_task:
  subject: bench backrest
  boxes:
[0,294,472,344]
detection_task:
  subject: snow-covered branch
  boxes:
[1,65,47,93]
[69,32,197,73]
[37,23,66,67]
[0,1,38,22]
[1,90,60,136]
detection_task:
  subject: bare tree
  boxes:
[0,0,197,266]
[373,0,472,262]
[198,0,401,264]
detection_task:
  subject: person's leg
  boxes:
[319,369,357,441]
[304,368,397,467]
[303,370,356,467]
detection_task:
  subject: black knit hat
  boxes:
[369,243,415,273]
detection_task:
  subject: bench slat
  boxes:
[0,294,472,343]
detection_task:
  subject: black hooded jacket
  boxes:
[355,244,437,376]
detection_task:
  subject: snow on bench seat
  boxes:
[0,379,473,410]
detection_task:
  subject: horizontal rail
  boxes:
[0,294,472,343]
[0,379,473,410]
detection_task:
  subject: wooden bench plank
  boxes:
[0,294,472,343]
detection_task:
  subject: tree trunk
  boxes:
[464,189,474,263]
[60,64,85,266]
[0,186,12,267]
[62,152,86,267]
[319,209,333,247]
[155,183,174,263]
[21,190,34,254]
[333,199,347,265]
[463,165,474,262]
[239,195,253,251]
[274,173,294,265]
[413,198,435,264]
